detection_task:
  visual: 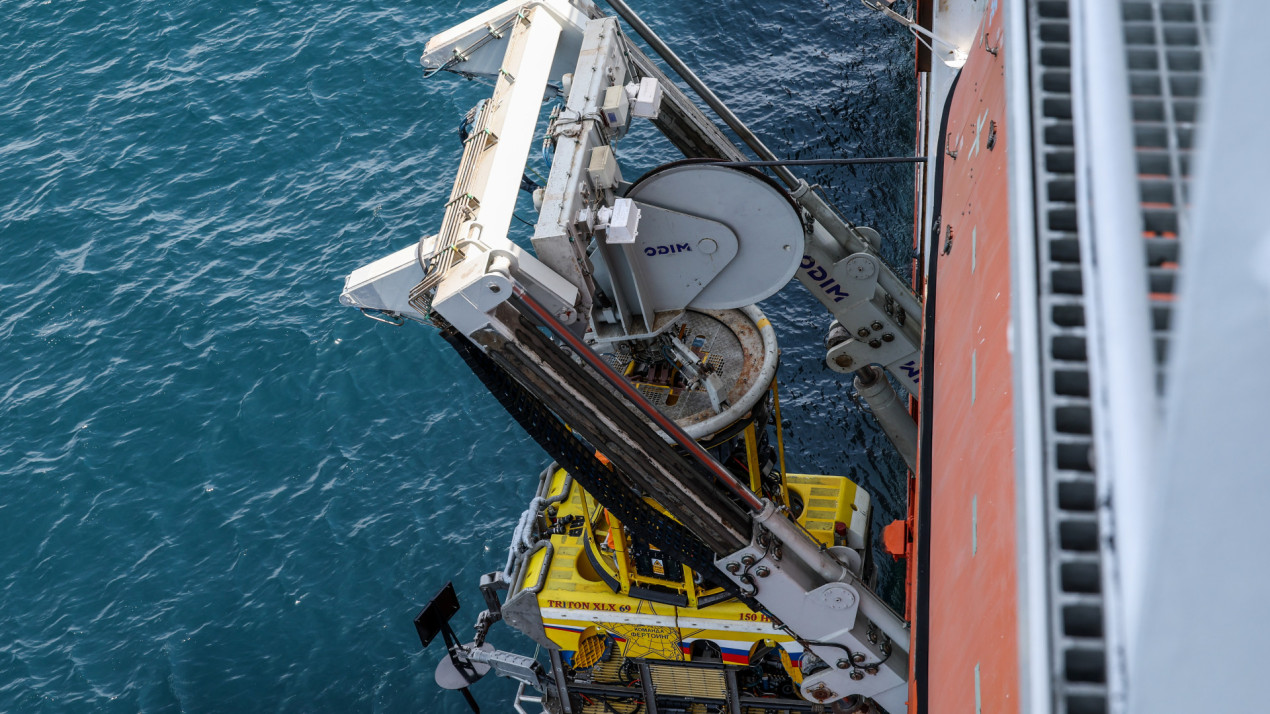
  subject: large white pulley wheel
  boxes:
[625,162,805,309]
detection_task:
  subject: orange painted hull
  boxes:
[909,4,1020,713]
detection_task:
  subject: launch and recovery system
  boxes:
[341,1,926,711]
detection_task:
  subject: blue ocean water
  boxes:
[0,2,913,712]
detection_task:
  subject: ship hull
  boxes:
[909,2,1021,712]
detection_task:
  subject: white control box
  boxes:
[601,84,630,129]
[629,77,663,119]
[587,145,621,190]
[604,198,641,244]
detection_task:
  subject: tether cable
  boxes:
[709,156,928,168]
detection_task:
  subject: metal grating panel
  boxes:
[1028,2,1108,712]
[1120,0,1211,390]
[1028,2,1210,712]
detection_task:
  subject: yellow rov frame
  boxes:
[513,380,873,676]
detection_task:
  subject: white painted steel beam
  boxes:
[463,9,561,257]
[1070,1,1156,707]
[529,17,626,327]
[1003,0,1052,711]
[432,7,582,336]
[1132,4,1270,712]
[339,244,427,321]
[422,0,596,81]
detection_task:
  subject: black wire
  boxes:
[709,156,927,167]
[601,697,642,714]
[805,638,892,669]
[805,639,856,662]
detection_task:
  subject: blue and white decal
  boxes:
[898,359,921,384]
[644,243,692,257]
[798,254,850,302]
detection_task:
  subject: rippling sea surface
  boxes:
[0,1,913,711]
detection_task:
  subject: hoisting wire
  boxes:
[706,156,927,168]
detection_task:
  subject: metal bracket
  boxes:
[808,252,922,394]
[713,504,909,710]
